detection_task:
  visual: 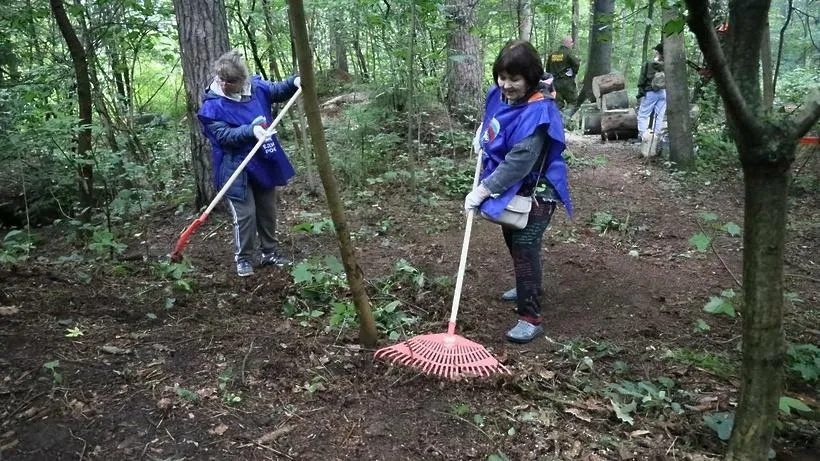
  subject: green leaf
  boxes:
[473,414,485,426]
[310,309,324,318]
[704,296,736,317]
[388,331,400,341]
[291,262,315,284]
[697,212,719,222]
[146,313,157,320]
[452,403,470,416]
[703,412,734,440]
[65,326,84,337]
[487,454,509,461]
[694,318,711,333]
[43,360,60,370]
[689,233,711,252]
[779,396,811,415]
[382,300,400,313]
[720,288,736,299]
[722,222,742,237]
[324,255,345,274]
[784,292,804,304]
[610,398,637,425]
[662,16,686,35]
[164,298,176,309]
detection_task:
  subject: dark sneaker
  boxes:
[506,319,544,343]
[260,251,290,267]
[236,259,254,277]
[501,288,517,301]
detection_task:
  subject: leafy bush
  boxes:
[0,229,36,264]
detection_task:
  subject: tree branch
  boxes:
[793,91,820,139]
[773,0,794,96]
[684,0,760,134]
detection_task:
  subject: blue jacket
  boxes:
[478,86,572,219]
[197,75,298,200]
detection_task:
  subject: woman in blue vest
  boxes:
[198,50,300,277]
[464,40,573,343]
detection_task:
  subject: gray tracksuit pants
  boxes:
[227,182,278,263]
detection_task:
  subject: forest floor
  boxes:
[1,129,818,461]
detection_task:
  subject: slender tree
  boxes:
[662,6,693,170]
[517,0,533,42]
[445,0,483,122]
[684,1,820,460]
[287,0,378,347]
[49,0,94,218]
[573,0,614,110]
[171,0,230,208]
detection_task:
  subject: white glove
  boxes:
[464,184,491,211]
[251,115,266,127]
[253,125,276,141]
[472,123,483,154]
[294,76,301,88]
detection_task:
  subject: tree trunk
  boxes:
[624,0,641,82]
[445,0,482,122]
[641,0,654,63]
[49,0,94,218]
[352,30,369,81]
[287,0,378,347]
[684,1,820,459]
[574,0,614,112]
[571,0,579,46]
[760,22,773,109]
[517,0,533,42]
[236,0,268,80]
[332,14,349,74]
[592,72,625,100]
[663,6,694,170]
[172,0,230,209]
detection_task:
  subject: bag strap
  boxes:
[529,150,549,199]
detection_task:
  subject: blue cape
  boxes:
[198,76,295,199]
[478,86,572,219]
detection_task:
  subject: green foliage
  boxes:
[217,368,241,405]
[703,289,737,318]
[0,229,35,264]
[779,396,811,415]
[588,211,628,234]
[154,259,195,293]
[665,348,736,379]
[607,377,684,425]
[87,229,128,256]
[292,217,336,235]
[703,412,734,441]
[693,318,711,333]
[785,343,820,384]
[43,360,62,385]
[776,67,820,106]
[287,256,420,339]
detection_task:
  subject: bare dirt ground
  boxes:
[1,133,817,461]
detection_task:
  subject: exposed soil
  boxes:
[1,133,817,461]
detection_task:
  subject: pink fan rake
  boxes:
[374,149,509,379]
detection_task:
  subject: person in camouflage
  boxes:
[546,36,580,109]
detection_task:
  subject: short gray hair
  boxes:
[212,50,249,89]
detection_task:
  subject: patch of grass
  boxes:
[665,348,737,379]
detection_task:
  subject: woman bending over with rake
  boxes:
[464,40,573,343]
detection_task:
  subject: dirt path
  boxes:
[1,134,817,461]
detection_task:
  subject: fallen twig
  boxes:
[696,220,742,287]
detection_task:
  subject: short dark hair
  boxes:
[492,40,544,93]
[654,43,663,54]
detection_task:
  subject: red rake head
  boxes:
[374,333,509,379]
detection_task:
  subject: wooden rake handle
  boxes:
[448,147,483,334]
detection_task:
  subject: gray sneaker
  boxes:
[261,251,290,267]
[506,319,544,343]
[236,259,254,277]
[501,288,517,301]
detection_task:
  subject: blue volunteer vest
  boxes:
[478,86,573,219]
[198,76,295,197]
